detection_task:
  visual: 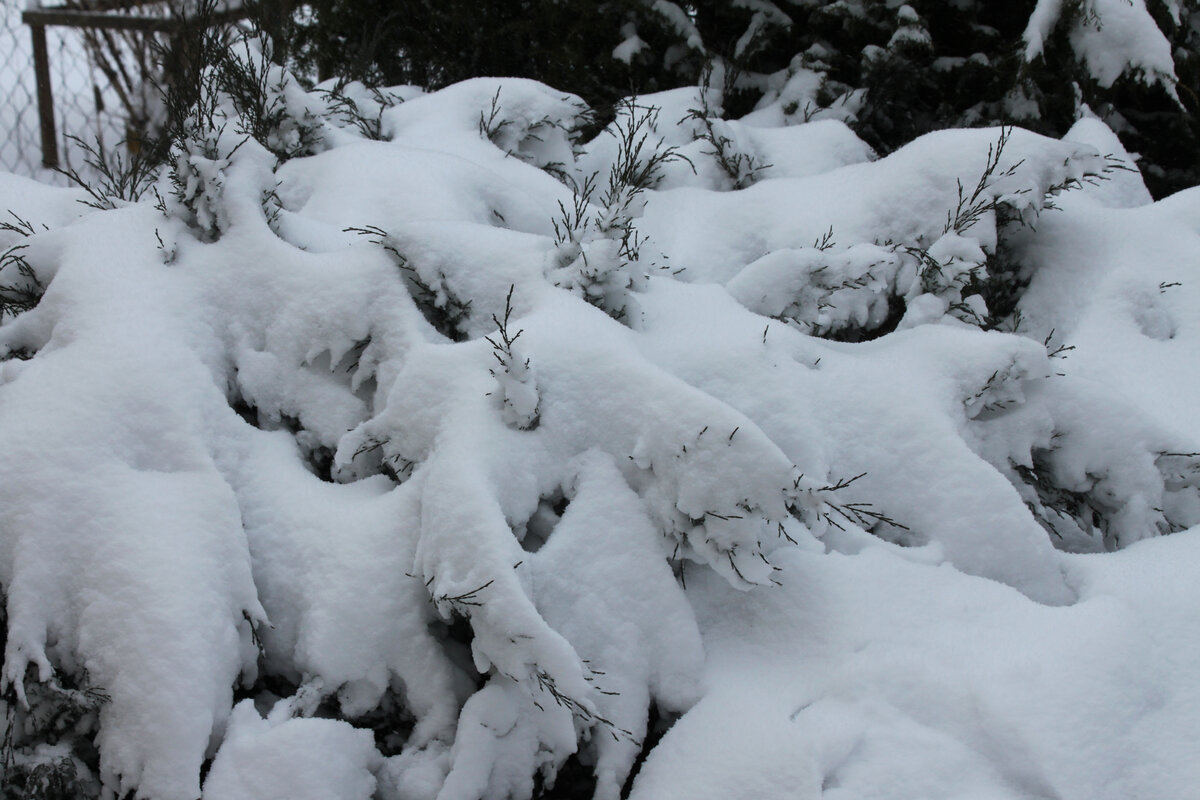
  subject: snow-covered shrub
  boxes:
[0,651,106,800]
[680,67,771,191]
[657,124,1112,340]
[547,99,689,321]
[0,242,44,324]
[2,47,1200,800]
[384,79,590,180]
[318,82,409,143]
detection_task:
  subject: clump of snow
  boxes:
[202,701,381,800]
[1024,0,1179,92]
[612,23,648,65]
[744,52,864,129]
[383,77,589,177]
[1062,110,1152,208]
[886,5,932,54]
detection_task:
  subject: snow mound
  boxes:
[629,531,1200,800]
[202,701,381,800]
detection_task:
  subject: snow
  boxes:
[650,1,704,52]
[636,126,1102,284]
[1061,111,1152,208]
[0,175,88,239]
[1,54,1199,800]
[530,451,705,800]
[201,701,381,800]
[630,531,1200,800]
[612,25,648,65]
[0,206,265,799]
[1024,0,1179,92]
[1013,186,1200,443]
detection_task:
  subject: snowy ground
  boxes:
[0,56,1198,800]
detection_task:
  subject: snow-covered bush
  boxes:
[3,46,1200,800]
[547,98,690,321]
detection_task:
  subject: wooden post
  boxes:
[21,3,253,169]
[30,22,58,169]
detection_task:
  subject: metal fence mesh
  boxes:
[2,1,129,183]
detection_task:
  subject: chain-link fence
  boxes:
[1,1,131,183]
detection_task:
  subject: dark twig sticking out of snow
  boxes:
[549,100,693,321]
[345,224,473,341]
[486,285,541,431]
[683,64,772,190]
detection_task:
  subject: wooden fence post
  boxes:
[30,22,59,169]
[22,2,255,170]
